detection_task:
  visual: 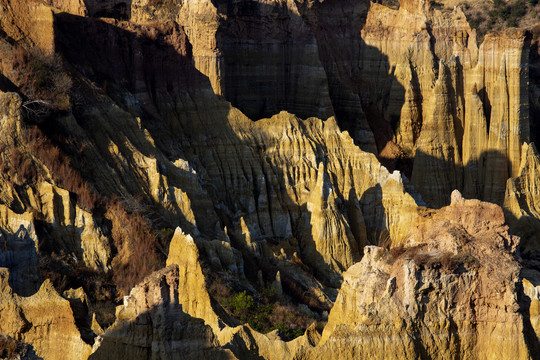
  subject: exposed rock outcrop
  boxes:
[504,143,540,254]
[308,191,537,359]
[0,1,538,359]
[0,268,92,360]
[89,265,235,360]
[411,60,462,208]
[165,227,232,333]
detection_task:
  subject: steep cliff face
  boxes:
[48,7,421,290]
[89,266,235,360]
[122,0,532,209]
[0,3,421,354]
[504,143,540,255]
[131,0,334,123]
[90,191,540,359]
[39,0,535,210]
[0,0,539,359]
[411,60,462,207]
[310,192,538,359]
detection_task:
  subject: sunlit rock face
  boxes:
[0,0,539,359]
[127,0,533,209]
[306,192,538,360]
[0,269,92,360]
[90,193,540,360]
[88,265,236,360]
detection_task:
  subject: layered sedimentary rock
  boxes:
[309,191,538,359]
[504,143,540,254]
[462,84,489,198]
[0,5,420,357]
[0,92,110,274]
[165,227,232,333]
[411,60,462,207]
[41,0,534,210]
[0,269,92,360]
[522,272,540,341]
[131,0,334,125]
[0,0,538,359]
[46,8,421,290]
[89,266,235,360]
[92,228,320,360]
[91,191,540,359]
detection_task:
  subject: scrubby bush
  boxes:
[108,200,163,296]
[389,244,406,258]
[10,45,72,116]
[229,291,255,320]
[215,284,315,341]
[402,246,480,273]
[22,125,98,211]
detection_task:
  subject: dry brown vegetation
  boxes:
[442,0,540,41]
[10,45,72,115]
[22,125,98,211]
[533,23,540,39]
[24,127,162,296]
[395,246,480,273]
[389,244,406,258]
[107,200,162,296]
[0,141,38,187]
[0,116,162,298]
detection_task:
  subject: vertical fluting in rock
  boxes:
[396,63,423,155]
[462,84,489,198]
[302,162,360,286]
[309,193,535,360]
[133,0,335,122]
[166,227,229,333]
[504,143,540,253]
[89,266,235,360]
[484,57,511,204]
[475,30,531,204]
[411,61,462,207]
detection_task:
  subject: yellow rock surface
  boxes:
[166,227,228,332]
[504,143,540,253]
[0,268,92,360]
[310,191,534,359]
[89,265,235,360]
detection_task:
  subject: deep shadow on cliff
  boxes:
[530,38,540,147]
[410,148,512,208]
[49,7,412,321]
[88,299,234,360]
[205,0,406,167]
[39,1,540,349]
[51,11,341,317]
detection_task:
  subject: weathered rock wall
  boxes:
[89,266,235,360]
[0,1,538,359]
[0,269,92,360]
[41,0,536,210]
[50,10,420,289]
[306,192,538,359]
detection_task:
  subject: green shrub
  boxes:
[229,291,255,320]
[216,286,313,341]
